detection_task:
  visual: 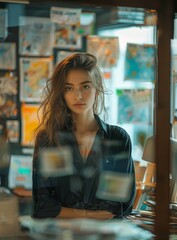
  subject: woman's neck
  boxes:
[73,113,97,135]
[73,113,98,162]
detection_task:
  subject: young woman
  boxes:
[32,53,135,220]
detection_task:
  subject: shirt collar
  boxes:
[94,114,107,135]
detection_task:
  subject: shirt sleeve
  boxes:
[118,127,136,217]
[105,125,136,218]
[32,134,61,218]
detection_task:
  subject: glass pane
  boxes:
[0,2,157,238]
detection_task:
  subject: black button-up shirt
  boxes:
[32,115,136,218]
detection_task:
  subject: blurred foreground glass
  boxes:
[0,187,20,237]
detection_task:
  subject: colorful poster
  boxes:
[87,36,119,68]
[19,16,54,56]
[0,43,16,70]
[21,103,41,146]
[117,89,152,124]
[54,24,82,49]
[0,72,17,118]
[20,57,53,102]
[50,7,81,25]
[8,155,32,189]
[6,120,19,143]
[124,43,156,82]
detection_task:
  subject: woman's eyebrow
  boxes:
[80,81,92,85]
[66,80,92,86]
[65,83,73,86]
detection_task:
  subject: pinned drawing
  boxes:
[0,43,16,70]
[21,103,41,146]
[124,43,156,82]
[0,72,17,118]
[87,36,119,68]
[19,16,54,56]
[117,89,152,124]
[54,24,82,49]
[20,57,53,102]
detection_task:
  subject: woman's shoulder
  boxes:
[106,123,130,140]
[96,115,131,142]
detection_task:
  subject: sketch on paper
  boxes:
[124,43,156,82]
[0,73,17,118]
[117,89,152,124]
[20,57,53,102]
[50,7,81,25]
[21,103,41,146]
[87,36,119,68]
[54,24,82,49]
[97,171,133,202]
[19,16,54,56]
[6,120,19,143]
[0,43,16,70]
[40,147,73,177]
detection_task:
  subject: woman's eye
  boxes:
[65,86,72,92]
[83,85,90,90]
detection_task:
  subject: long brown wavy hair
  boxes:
[34,52,106,146]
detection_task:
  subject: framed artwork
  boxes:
[20,57,53,102]
[117,89,152,124]
[19,16,54,56]
[87,36,119,68]
[54,24,82,49]
[21,103,41,146]
[0,72,17,118]
[0,43,16,70]
[124,43,156,82]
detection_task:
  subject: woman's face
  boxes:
[64,69,97,116]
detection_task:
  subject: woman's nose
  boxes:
[75,89,82,100]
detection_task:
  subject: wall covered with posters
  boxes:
[0,3,156,189]
[0,3,98,154]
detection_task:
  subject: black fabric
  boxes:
[32,115,136,218]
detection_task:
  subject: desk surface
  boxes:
[13,216,154,240]
[12,187,32,198]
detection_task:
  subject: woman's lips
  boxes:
[73,103,86,107]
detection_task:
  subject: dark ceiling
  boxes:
[0,1,147,30]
